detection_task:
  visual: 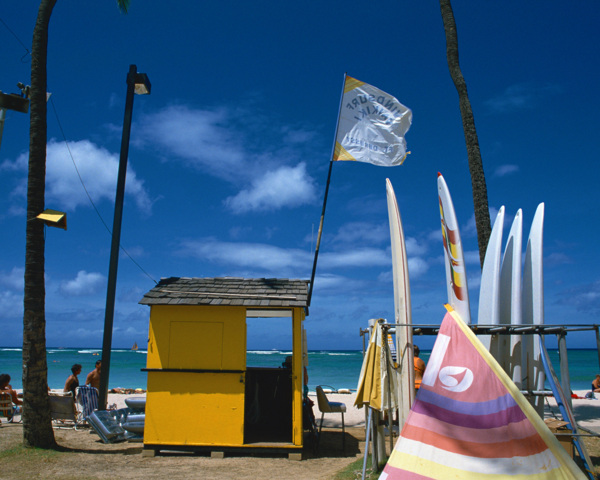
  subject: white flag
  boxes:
[333,76,412,166]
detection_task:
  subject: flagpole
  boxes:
[307,73,347,306]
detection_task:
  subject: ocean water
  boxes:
[1,347,598,392]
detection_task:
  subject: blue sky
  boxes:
[1,2,598,350]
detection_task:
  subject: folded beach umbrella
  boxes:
[380,306,586,480]
[355,321,398,412]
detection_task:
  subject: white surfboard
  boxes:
[386,178,414,429]
[437,173,471,324]
[499,209,523,386]
[522,203,545,414]
[478,206,505,354]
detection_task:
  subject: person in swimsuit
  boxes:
[592,374,600,393]
[414,345,426,391]
[64,363,82,396]
[0,373,22,406]
[85,360,102,390]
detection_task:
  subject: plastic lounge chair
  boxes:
[0,391,21,424]
[76,385,99,422]
[315,385,346,451]
[88,408,145,444]
[49,392,80,429]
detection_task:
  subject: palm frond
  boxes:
[117,0,130,14]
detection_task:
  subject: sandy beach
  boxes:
[2,390,371,480]
[107,388,600,431]
[545,390,600,435]
[105,390,368,425]
[18,388,600,434]
[2,389,600,479]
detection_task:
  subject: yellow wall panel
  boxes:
[144,372,245,446]
[169,321,223,369]
[146,305,246,370]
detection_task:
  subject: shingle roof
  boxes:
[139,277,309,308]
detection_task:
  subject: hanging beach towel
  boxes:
[355,321,398,412]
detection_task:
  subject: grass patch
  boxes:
[0,443,62,462]
[333,454,386,480]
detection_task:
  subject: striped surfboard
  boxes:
[437,174,471,324]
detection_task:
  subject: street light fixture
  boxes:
[0,88,30,151]
[99,65,151,409]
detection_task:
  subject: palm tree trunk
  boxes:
[22,0,57,448]
[439,0,491,268]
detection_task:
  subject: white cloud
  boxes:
[178,238,312,272]
[546,252,573,267]
[225,163,316,213]
[320,248,389,269]
[312,273,364,292]
[5,140,152,214]
[137,105,247,181]
[0,267,24,290]
[408,257,429,277]
[60,270,105,296]
[0,289,22,318]
[329,222,389,246]
[280,126,317,144]
[485,83,561,114]
[468,272,481,291]
[556,280,600,315]
[378,256,430,284]
[137,105,321,213]
[461,214,478,239]
[177,238,396,274]
[464,250,482,266]
[405,237,428,257]
[494,164,519,177]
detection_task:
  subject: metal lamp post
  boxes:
[99,65,151,409]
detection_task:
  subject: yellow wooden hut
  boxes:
[139,276,309,458]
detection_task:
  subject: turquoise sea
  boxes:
[1,347,599,392]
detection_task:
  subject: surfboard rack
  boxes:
[379,323,600,337]
[362,322,600,414]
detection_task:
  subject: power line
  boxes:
[1,15,157,285]
[0,16,31,62]
[49,96,157,285]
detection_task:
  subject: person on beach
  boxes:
[592,374,600,393]
[414,345,426,391]
[0,373,22,406]
[304,365,309,399]
[282,355,310,398]
[64,364,82,396]
[85,360,102,389]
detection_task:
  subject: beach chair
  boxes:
[0,391,21,424]
[0,392,13,423]
[315,385,346,451]
[49,392,80,429]
[76,385,99,422]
